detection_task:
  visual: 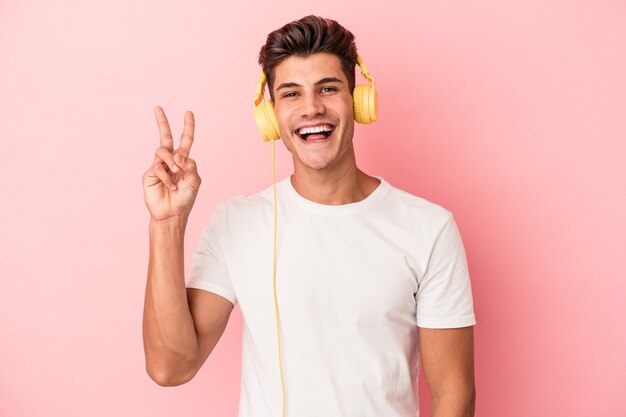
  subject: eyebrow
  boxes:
[276,77,344,91]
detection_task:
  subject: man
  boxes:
[142,15,476,417]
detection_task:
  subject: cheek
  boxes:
[275,106,293,130]
[345,98,355,117]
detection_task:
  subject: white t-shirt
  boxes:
[187,176,476,417]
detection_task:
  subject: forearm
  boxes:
[143,216,199,385]
[431,390,475,417]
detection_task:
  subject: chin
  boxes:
[298,160,332,171]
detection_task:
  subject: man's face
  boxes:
[272,53,355,173]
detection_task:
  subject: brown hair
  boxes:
[258,15,357,101]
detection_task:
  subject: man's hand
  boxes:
[142,106,202,222]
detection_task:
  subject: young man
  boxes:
[142,15,476,417]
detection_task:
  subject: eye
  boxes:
[282,91,299,98]
[320,86,337,94]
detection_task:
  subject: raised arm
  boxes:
[419,326,476,417]
[142,107,234,386]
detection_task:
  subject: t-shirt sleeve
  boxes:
[415,213,476,328]
[186,203,238,305]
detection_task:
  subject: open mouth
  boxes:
[297,124,334,142]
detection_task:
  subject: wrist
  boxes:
[149,215,189,233]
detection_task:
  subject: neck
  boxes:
[290,159,380,205]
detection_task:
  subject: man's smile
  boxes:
[295,123,335,143]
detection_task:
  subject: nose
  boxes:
[299,92,325,119]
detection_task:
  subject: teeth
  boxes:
[298,125,333,135]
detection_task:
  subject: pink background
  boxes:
[1,1,625,416]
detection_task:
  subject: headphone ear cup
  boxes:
[353,84,378,124]
[353,85,364,124]
[253,100,281,141]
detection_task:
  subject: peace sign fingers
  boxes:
[153,106,174,151]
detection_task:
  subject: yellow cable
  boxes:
[271,137,286,417]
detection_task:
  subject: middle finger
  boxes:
[177,111,195,159]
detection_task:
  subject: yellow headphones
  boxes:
[253,53,378,141]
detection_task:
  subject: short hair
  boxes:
[258,15,357,101]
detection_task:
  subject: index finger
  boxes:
[177,111,195,158]
[153,106,174,151]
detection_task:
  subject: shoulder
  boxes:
[213,179,282,224]
[381,179,454,229]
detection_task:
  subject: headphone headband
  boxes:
[254,72,267,107]
[356,53,375,86]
